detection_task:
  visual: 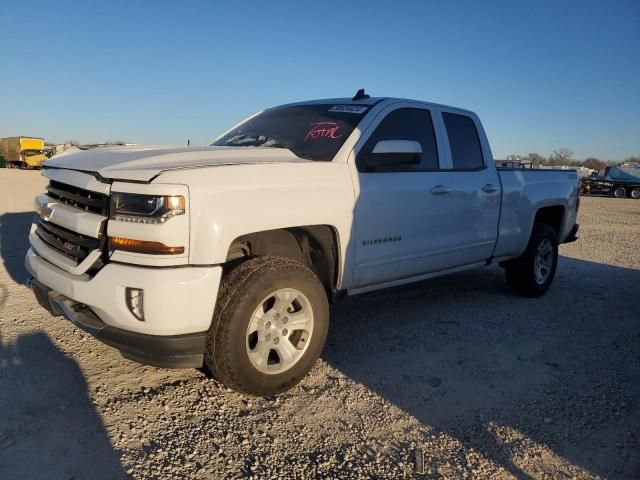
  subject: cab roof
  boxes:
[281,97,386,107]
[279,96,476,116]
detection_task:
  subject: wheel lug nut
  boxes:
[273,337,279,344]
[265,333,271,340]
[265,321,271,328]
[282,317,288,324]
[282,329,288,336]
[274,313,280,320]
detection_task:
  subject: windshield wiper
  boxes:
[293,153,318,161]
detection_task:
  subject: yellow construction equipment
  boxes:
[0,136,48,168]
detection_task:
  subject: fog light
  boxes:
[126,287,145,321]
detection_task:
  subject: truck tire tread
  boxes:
[204,255,328,396]
[504,223,558,297]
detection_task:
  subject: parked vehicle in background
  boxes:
[43,143,76,158]
[25,91,580,396]
[580,163,640,199]
[0,136,48,168]
[496,160,595,179]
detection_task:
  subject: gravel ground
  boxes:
[0,169,638,479]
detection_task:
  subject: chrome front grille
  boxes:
[35,219,102,263]
[46,180,110,215]
[31,172,110,274]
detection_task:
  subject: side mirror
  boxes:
[361,140,422,170]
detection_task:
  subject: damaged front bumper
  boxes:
[29,277,207,368]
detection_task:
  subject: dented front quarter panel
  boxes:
[156,162,356,289]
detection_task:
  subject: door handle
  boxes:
[430,185,451,195]
[482,184,499,193]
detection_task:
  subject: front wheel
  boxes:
[505,224,559,297]
[205,256,329,396]
[631,189,640,199]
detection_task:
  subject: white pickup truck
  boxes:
[26,92,579,396]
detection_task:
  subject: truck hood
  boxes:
[44,145,310,182]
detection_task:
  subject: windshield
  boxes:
[211,104,369,161]
[23,150,43,157]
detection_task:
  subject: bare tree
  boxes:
[548,148,574,166]
[583,157,607,171]
[525,153,546,165]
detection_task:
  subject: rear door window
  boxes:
[442,113,484,170]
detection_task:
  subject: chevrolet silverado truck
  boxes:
[26,92,580,396]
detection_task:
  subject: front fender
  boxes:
[156,162,355,285]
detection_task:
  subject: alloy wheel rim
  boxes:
[246,288,314,375]
[534,239,554,285]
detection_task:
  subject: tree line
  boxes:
[506,149,640,171]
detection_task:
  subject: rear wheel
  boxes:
[613,187,626,198]
[505,224,559,297]
[631,189,640,199]
[204,256,329,396]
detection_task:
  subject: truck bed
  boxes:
[493,168,579,260]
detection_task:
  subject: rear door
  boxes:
[429,110,501,267]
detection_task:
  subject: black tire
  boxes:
[631,189,640,200]
[204,256,329,396]
[505,224,559,297]
[613,187,626,199]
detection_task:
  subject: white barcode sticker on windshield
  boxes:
[328,105,368,114]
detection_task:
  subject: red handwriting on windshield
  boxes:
[305,122,342,142]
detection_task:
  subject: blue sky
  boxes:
[1,0,638,160]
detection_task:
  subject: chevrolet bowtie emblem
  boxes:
[62,241,76,252]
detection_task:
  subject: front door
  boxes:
[351,106,456,288]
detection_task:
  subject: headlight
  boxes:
[110,193,185,224]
